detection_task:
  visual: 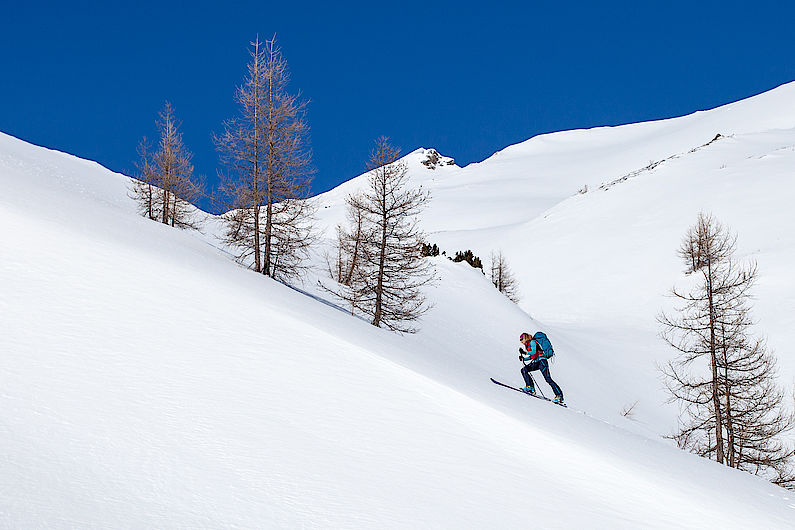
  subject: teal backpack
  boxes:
[533,332,555,358]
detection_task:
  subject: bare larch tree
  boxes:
[328,137,435,332]
[215,35,314,281]
[130,102,201,228]
[326,193,371,315]
[489,250,520,303]
[659,212,794,488]
[329,191,368,286]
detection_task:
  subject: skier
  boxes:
[519,332,565,405]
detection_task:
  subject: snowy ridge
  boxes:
[2,82,795,527]
[318,80,795,235]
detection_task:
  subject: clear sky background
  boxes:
[2,0,794,212]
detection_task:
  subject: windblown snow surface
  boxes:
[2,82,795,528]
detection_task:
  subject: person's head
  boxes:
[520,332,533,348]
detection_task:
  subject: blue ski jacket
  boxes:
[522,339,553,362]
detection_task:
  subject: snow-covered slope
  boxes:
[3,82,795,528]
[316,81,795,428]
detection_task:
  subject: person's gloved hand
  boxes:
[519,347,526,361]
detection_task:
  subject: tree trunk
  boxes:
[706,261,725,464]
[262,59,275,278]
[146,183,153,219]
[253,203,261,273]
[264,200,273,276]
[725,360,736,467]
[161,189,169,224]
[373,179,388,327]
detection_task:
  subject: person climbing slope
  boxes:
[519,331,565,405]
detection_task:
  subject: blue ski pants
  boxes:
[521,358,563,398]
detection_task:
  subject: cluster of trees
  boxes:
[452,249,520,303]
[424,244,520,303]
[131,37,438,332]
[660,212,794,488]
[129,34,526,332]
[420,242,440,257]
[131,102,202,228]
[452,249,483,270]
[132,36,314,281]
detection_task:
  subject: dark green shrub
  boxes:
[420,243,440,257]
[452,249,483,271]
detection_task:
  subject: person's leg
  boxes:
[538,359,563,398]
[521,362,538,390]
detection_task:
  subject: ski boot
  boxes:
[553,394,565,405]
[523,386,536,396]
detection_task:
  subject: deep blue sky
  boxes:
[2,1,794,212]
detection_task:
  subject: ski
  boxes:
[490,378,567,407]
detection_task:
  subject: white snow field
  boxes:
[2,82,795,528]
